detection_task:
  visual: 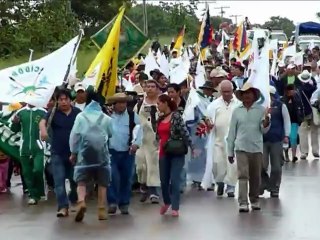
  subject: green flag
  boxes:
[91,15,149,69]
[0,111,21,162]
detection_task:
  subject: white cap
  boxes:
[74,82,86,92]
[287,63,296,69]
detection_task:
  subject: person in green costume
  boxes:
[11,104,47,205]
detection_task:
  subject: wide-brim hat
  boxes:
[199,81,215,90]
[235,82,261,102]
[298,70,312,83]
[106,93,133,104]
[210,67,228,78]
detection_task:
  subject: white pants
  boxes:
[299,119,319,155]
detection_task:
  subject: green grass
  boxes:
[0,35,179,76]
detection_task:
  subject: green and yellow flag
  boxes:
[91,15,149,69]
[86,7,125,99]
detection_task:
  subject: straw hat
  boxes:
[298,70,312,83]
[210,68,228,78]
[106,93,133,104]
[199,81,215,90]
[235,82,261,102]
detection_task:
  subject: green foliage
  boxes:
[210,16,233,31]
[0,0,78,58]
[262,16,295,37]
[126,3,199,42]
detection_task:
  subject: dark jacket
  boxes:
[282,91,305,124]
[276,75,299,97]
[295,79,317,117]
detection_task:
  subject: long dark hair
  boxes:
[158,94,177,112]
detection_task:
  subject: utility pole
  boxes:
[214,6,230,18]
[143,0,148,35]
[230,14,242,25]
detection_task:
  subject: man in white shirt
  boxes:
[204,80,239,197]
[73,82,87,111]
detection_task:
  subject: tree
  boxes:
[262,16,295,37]
[71,0,132,35]
[210,16,233,31]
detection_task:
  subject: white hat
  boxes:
[278,61,286,68]
[287,63,296,69]
[210,68,228,78]
[74,82,86,92]
[298,70,312,83]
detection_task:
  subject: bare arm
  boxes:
[39,119,48,141]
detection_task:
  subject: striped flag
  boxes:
[198,5,213,59]
[233,21,251,60]
[173,25,186,53]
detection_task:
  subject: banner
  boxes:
[86,7,125,99]
[91,15,149,69]
[0,36,80,107]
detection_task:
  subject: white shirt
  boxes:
[75,102,86,111]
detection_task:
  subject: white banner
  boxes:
[0,36,81,107]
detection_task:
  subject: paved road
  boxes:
[1,159,320,240]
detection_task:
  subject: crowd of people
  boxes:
[1,42,320,222]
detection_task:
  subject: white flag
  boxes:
[194,56,206,88]
[145,49,160,79]
[159,53,169,78]
[82,62,102,87]
[0,36,81,107]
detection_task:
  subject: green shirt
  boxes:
[227,103,270,156]
[287,75,295,85]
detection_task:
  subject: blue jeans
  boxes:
[51,154,77,210]
[108,150,134,207]
[159,155,185,211]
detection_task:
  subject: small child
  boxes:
[0,151,9,193]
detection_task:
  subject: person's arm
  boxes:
[226,109,237,157]
[261,108,271,133]
[10,111,21,133]
[282,104,291,139]
[132,113,143,147]
[39,111,51,141]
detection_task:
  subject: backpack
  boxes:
[81,114,108,166]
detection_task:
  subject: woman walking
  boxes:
[156,94,192,217]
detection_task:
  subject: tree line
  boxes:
[0,0,296,59]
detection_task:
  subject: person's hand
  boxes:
[192,149,202,158]
[69,154,77,165]
[228,156,234,164]
[12,115,20,124]
[283,136,289,144]
[129,144,139,155]
[40,130,48,141]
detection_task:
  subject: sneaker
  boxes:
[98,207,108,220]
[160,205,170,215]
[171,210,179,217]
[292,157,298,163]
[217,184,224,197]
[251,202,261,211]
[119,205,129,215]
[27,198,38,205]
[300,154,307,160]
[207,184,215,192]
[227,192,235,198]
[239,204,249,213]
[313,153,320,158]
[75,201,86,222]
[108,205,117,215]
[150,194,159,204]
[56,208,69,218]
[270,192,279,198]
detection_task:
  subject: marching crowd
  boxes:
[1,43,320,222]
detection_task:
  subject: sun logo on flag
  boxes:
[8,67,49,97]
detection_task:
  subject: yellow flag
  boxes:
[85,7,125,99]
[173,25,185,52]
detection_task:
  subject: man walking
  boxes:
[39,89,81,217]
[205,80,239,197]
[11,103,47,205]
[227,83,270,212]
[261,86,291,198]
[106,93,142,215]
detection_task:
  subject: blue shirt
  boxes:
[45,107,81,155]
[109,110,142,152]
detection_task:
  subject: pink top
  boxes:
[158,121,171,158]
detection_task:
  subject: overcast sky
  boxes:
[138,1,320,25]
[202,1,319,24]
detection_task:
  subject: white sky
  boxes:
[137,0,320,25]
